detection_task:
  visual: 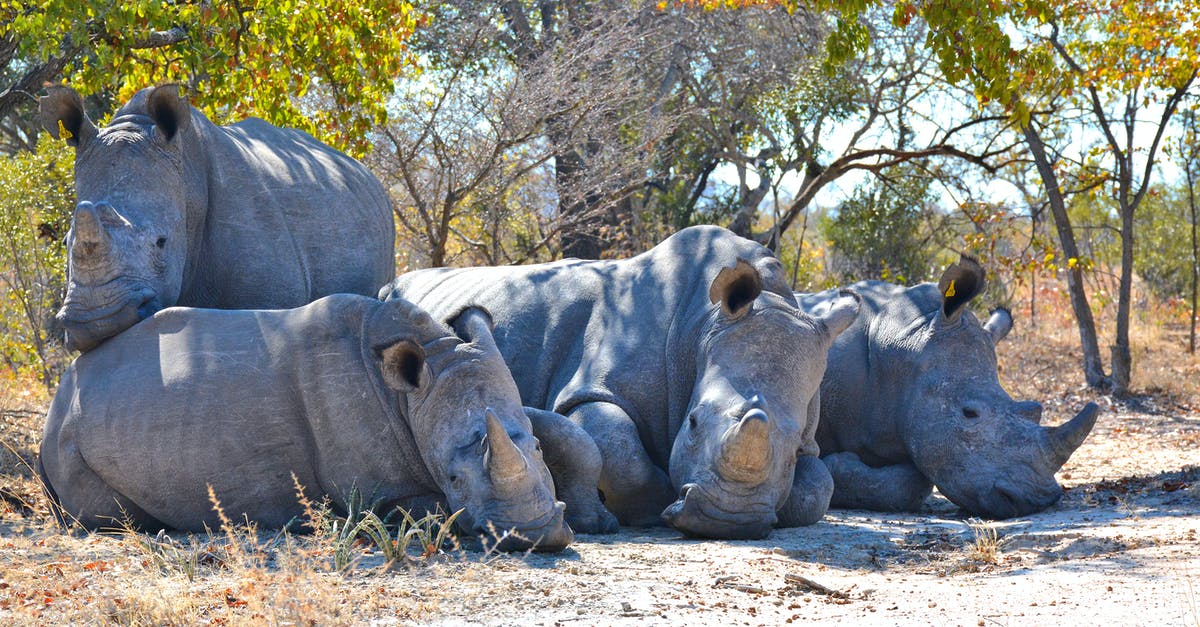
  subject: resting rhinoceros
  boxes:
[39,85,395,352]
[381,225,860,539]
[39,295,575,551]
[797,257,1099,518]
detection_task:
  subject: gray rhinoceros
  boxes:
[381,226,860,539]
[39,85,395,352]
[39,295,575,551]
[797,257,1099,518]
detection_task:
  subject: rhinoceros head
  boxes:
[370,302,572,551]
[40,85,193,352]
[878,257,1099,518]
[663,258,859,538]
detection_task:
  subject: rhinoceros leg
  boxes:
[41,449,163,532]
[822,452,933,512]
[568,401,675,527]
[525,407,619,534]
[776,455,835,527]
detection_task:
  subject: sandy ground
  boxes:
[2,380,1198,625]
[381,397,1200,626]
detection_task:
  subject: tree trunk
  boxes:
[1189,163,1198,355]
[1111,198,1135,396]
[555,141,605,259]
[1021,123,1111,389]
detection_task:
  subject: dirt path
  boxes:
[2,393,1198,625]
[349,401,1200,626]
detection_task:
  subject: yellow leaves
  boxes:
[56,119,72,141]
[1068,257,1079,269]
[944,279,957,298]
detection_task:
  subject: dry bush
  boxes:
[997,273,1200,409]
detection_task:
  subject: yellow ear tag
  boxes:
[57,119,73,140]
[944,279,956,298]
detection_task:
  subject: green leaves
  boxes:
[2,0,421,155]
[0,139,73,385]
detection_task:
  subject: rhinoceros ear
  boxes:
[709,258,762,320]
[147,84,191,142]
[983,307,1013,344]
[379,340,427,393]
[937,256,986,322]
[39,86,97,149]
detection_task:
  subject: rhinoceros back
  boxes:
[180,116,394,310]
[39,295,431,531]
[386,225,790,460]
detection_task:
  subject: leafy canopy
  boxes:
[2,0,421,154]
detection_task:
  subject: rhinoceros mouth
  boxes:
[57,286,161,351]
[660,483,777,539]
[471,501,572,552]
[983,480,1062,519]
[58,281,159,323]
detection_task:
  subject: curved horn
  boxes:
[717,408,771,483]
[484,408,528,485]
[1047,402,1100,470]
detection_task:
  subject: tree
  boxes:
[876,0,1200,395]
[654,4,1019,245]
[419,0,728,259]
[0,140,73,387]
[1,0,419,153]
[820,164,941,283]
[369,12,560,268]
[1176,105,1200,354]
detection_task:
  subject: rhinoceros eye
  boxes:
[688,415,697,430]
[962,407,980,419]
[155,237,167,249]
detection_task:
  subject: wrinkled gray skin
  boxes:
[382,226,860,539]
[39,295,574,552]
[39,85,394,353]
[798,257,1100,519]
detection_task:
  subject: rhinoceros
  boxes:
[39,85,395,352]
[381,226,860,539]
[39,295,575,551]
[797,257,1099,518]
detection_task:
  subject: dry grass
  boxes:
[998,277,1200,408]
[0,487,456,625]
[966,519,1000,565]
[0,274,1197,624]
[0,374,498,625]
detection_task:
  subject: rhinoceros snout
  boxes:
[474,501,574,552]
[972,480,1062,519]
[59,287,161,352]
[660,484,776,540]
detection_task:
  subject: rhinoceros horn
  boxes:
[717,407,771,484]
[1046,402,1100,469]
[484,408,528,486]
[72,204,110,259]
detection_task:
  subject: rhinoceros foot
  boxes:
[776,455,834,527]
[566,497,620,534]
